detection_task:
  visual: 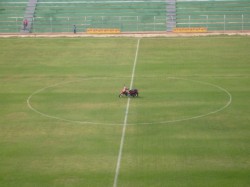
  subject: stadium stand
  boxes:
[0,0,28,33]
[32,0,167,32]
[176,0,250,31]
[0,0,250,33]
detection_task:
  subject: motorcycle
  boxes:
[119,89,139,98]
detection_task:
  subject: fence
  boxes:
[1,14,250,33]
[30,16,166,33]
[177,14,250,32]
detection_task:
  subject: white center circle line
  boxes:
[27,77,232,126]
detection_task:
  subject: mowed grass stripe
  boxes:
[117,37,250,187]
[0,38,138,187]
[113,39,140,187]
[0,37,250,187]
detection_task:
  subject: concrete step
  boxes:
[166,0,176,31]
[20,0,37,33]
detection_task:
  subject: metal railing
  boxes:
[177,14,250,32]
[1,15,250,33]
[0,16,166,33]
[31,16,167,33]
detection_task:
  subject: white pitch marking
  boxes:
[113,38,141,187]
[26,78,118,125]
[135,77,232,125]
[27,76,232,126]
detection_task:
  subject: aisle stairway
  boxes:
[166,0,176,31]
[20,0,37,33]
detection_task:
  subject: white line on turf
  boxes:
[113,38,141,187]
[27,76,232,126]
[26,78,114,125]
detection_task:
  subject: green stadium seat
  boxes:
[1,0,250,33]
[176,0,250,31]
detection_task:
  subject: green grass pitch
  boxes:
[0,36,249,187]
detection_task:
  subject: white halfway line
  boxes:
[113,38,141,187]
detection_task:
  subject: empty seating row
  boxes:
[0,1,27,32]
[176,0,250,31]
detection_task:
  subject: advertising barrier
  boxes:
[87,28,120,34]
[173,27,207,33]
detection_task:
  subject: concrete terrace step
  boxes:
[20,0,37,33]
[166,0,176,31]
